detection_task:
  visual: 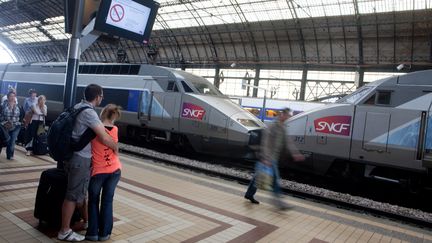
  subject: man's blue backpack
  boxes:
[47,106,91,163]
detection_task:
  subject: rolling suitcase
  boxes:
[34,168,80,228]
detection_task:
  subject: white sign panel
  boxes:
[106,0,150,35]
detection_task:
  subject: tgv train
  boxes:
[286,70,432,186]
[231,96,325,123]
[0,63,265,158]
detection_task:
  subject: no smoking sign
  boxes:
[109,4,124,22]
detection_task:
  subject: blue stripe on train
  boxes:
[127,90,140,112]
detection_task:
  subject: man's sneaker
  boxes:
[26,151,31,156]
[57,229,85,242]
[244,195,260,204]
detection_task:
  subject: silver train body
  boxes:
[286,70,432,184]
[0,63,265,158]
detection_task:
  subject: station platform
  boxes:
[1,146,432,243]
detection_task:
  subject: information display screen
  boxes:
[95,0,159,43]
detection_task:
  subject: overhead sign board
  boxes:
[64,0,102,34]
[95,0,159,43]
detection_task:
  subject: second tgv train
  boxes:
[0,62,265,158]
[286,70,432,186]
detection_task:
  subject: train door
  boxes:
[161,91,181,131]
[148,91,165,126]
[351,91,422,168]
[202,108,228,150]
[138,90,165,124]
[138,89,152,123]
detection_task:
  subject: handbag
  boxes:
[3,104,17,131]
[37,123,46,135]
[254,162,274,191]
[0,124,10,147]
[23,110,33,127]
[3,121,13,131]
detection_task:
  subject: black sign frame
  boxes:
[94,0,159,43]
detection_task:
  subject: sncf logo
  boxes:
[181,103,206,120]
[314,116,351,136]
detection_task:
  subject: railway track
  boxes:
[119,143,432,230]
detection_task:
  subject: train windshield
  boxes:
[175,70,225,97]
[336,86,372,104]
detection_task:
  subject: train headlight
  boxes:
[237,118,260,127]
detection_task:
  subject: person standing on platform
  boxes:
[86,104,122,242]
[244,108,304,210]
[23,89,38,113]
[58,84,118,242]
[25,95,47,156]
[0,91,21,160]
[23,89,38,152]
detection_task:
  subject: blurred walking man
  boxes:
[244,108,304,210]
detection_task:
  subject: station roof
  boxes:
[0,0,431,71]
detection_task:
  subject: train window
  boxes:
[102,65,113,74]
[266,109,280,119]
[337,86,371,104]
[120,65,130,74]
[377,91,391,105]
[181,81,194,93]
[80,65,90,74]
[112,65,120,74]
[364,94,376,105]
[174,70,224,96]
[244,107,261,117]
[89,65,97,74]
[129,65,140,74]
[237,119,260,127]
[96,65,104,74]
[167,81,179,92]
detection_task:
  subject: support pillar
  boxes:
[214,66,220,88]
[252,66,260,97]
[63,0,85,109]
[299,68,307,101]
[354,68,364,88]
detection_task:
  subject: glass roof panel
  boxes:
[153,0,430,30]
[357,0,431,13]
[294,0,355,18]
[3,27,50,44]
[243,1,292,22]
[43,16,71,40]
